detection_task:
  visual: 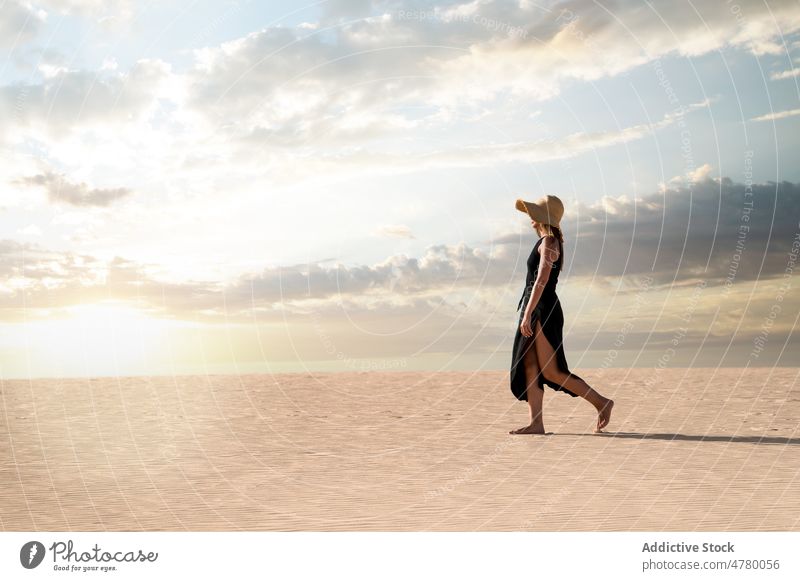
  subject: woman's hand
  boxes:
[519,310,533,337]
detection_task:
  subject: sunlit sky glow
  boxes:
[0,0,798,378]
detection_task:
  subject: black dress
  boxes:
[510,235,583,400]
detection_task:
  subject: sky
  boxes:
[0,0,798,379]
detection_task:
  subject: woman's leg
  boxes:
[532,319,614,432]
[509,337,546,434]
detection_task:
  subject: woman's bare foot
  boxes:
[594,398,614,433]
[510,423,546,435]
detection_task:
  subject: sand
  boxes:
[1,368,798,531]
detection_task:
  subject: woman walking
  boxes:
[509,195,614,434]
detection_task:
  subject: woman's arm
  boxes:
[520,236,560,334]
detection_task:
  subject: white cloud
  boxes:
[0,0,795,310]
[770,68,800,80]
[173,0,800,157]
[2,177,798,323]
[0,1,795,182]
[101,57,119,71]
[17,224,43,237]
[750,108,800,122]
[374,225,415,239]
[0,1,46,48]
[37,63,69,78]
[0,58,172,140]
[256,99,713,181]
[687,163,715,183]
[659,162,716,192]
[38,0,136,27]
[14,171,133,207]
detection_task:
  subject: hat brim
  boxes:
[516,198,553,225]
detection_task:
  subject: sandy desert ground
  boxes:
[1,368,798,531]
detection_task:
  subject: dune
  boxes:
[1,368,798,530]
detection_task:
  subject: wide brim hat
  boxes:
[515,194,564,227]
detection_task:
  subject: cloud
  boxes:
[38,0,136,27]
[770,68,800,81]
[163,0,800,168]
[17,224,43,237]
[686,163,715,183]
[0,240,222,321]
[228,97,713,187]
[3,176,797,324]
[0,0,796,158]
[0,1,794,196]
[251,98,712,183]
[661,162,715,190]
[542,178,800,286]
[10,46,69,74]
[549,0,799,57]
[374,225,416,239]
[0,232,515,323]
[750,108,800,122]
[0,58,172,139]
[224,241,507,308]
[14,171,133,207]
[0,1,45,48]
[0,171,796,386]
[321,0,373,23]
[0,238,100,288]
[424,99,710,166]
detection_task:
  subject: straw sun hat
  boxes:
[515,194,564,228]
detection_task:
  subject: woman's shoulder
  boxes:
[539,235,560,263]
